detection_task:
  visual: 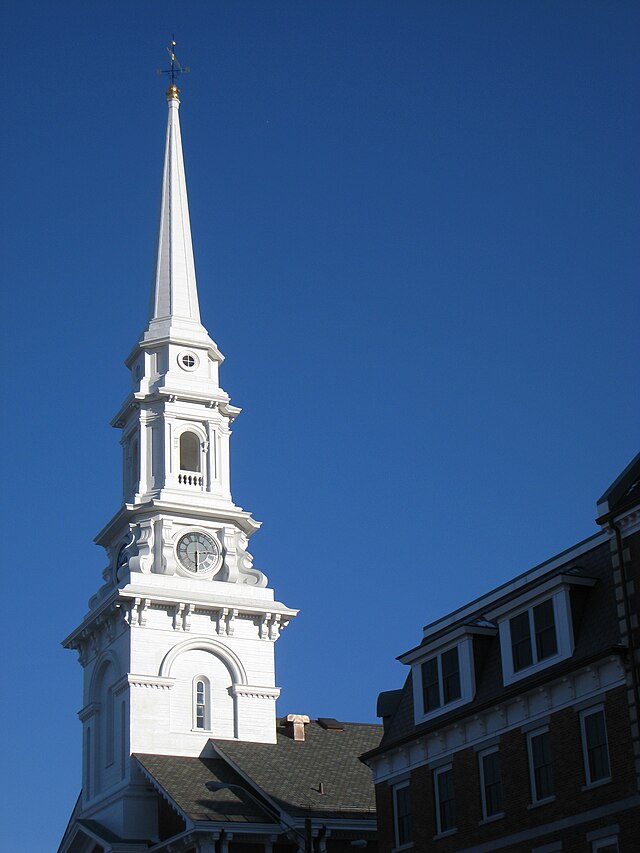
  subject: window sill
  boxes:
[479,812,505,825]
[528,796,555,809]
[582,777,612,792]
[433,829,457,841]
[391,844,414,852]
[416,696,472,725]
[503,651,568,686]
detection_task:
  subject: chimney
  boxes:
[286,714,310,741]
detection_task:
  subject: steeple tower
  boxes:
[62,61,297,841]
[145,82,212,349]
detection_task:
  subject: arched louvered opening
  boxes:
[180,431,200,472]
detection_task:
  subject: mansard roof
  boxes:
[136,718,382,827]
[364,534,622,759]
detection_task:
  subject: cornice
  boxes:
[614,505,640,538]
[62,594,121,651]
[64,588,296,660]
[95,500,261,547]
[364,652,626,781]
[229,685,281,700]
[128,331,224,364]
[78,701,100,722]
[128,674,175,690]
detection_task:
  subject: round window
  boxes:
[178,350,199,371]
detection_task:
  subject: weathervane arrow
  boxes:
[156,36,190,93]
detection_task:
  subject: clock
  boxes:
[176,531,221,574]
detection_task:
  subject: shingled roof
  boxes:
[136,718,382,826]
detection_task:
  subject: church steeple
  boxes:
[143,81,219,353]
[62,57,297,839]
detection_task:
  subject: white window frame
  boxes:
[580,705,611,788]
[592,838,619,853]
[392,780,412,850]
[412,637,476,724]
[498,589,574,686]
[478,746,504,821]
[434,764,456,837]
[192,676,211,731]
[526,725,554,805]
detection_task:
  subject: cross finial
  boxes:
[157,36,190,100]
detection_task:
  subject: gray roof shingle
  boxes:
[136,719,382,825]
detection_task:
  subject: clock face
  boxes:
[176,531,221,574]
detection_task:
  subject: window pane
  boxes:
[394,784,412,846]
[533,599,558,661]
[510,611,533,671]
[585,710,610,782]
[482,751,504,816]
[530,731,554,800]
[422,658,440,712]
[436,768,456,833]
[441,648,461,704]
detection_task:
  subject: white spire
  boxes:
[152,85,200,323]
[143,85,217,352]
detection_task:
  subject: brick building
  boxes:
[362,453,640,853]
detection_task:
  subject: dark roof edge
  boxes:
[597,451,640,515]
[361,645,627,765]
[414,530,606,645]
[56,791,82,853]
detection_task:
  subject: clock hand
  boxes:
[195,550,199,572]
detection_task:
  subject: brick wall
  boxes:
[376,685,636,852]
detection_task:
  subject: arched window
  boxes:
[193,676,210,730]
[180,431,200,472]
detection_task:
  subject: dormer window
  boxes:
[422,647,461,713]
[494,579,594,686]
[509,598,557,672]
[408,637,477,724]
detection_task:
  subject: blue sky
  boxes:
[2,2,639,850]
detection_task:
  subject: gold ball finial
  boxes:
[167,83,180,101]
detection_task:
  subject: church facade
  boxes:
[58,76,380,853]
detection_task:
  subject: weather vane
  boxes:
[157,37,190,95]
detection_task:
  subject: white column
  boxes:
[164,417,174,487]
[139,413,151,495]
[206,421,215,491]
